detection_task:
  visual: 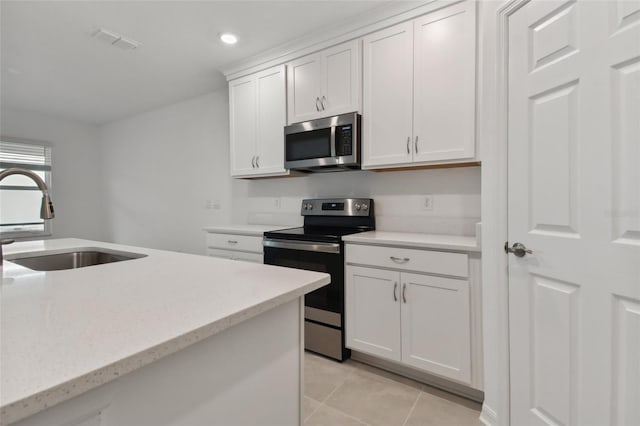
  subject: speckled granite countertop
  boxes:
[203,224,296,236]
[342,231,480,252]
[0,239,329,425]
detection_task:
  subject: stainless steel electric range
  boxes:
[263,198,375,361]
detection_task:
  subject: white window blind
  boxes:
[0,139,53,237]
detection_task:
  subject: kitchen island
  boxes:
[1,239,330,426]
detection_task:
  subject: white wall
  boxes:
[0,108,107,241]
[98,90,247,254]
[237,167,481,236]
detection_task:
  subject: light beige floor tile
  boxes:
[404,392,483,426]
[325,369,420,426]
[304,396,321,422]
[304,352,356,402]
[304,404,369,426]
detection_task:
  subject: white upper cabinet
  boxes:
[362,1,476,169]
[362,21,414,167]
[287,40,361,124]
[412,5,476,163]
[229,65,288,178]
[229,76,257,176]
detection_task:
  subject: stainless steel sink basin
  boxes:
[6,248,147,271]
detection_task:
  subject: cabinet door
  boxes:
[345,266,401,361]
[362,21,414,168]
[400,272,471,383]
[321,40,361,117]
[255,65,287,175]
[229,76,257,177]
[287,53,322,124]
[412,1,476,163]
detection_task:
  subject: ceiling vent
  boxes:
[92,28,141,50]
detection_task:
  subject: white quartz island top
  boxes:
[342,231,480,252]
[0,238,329,424]
[203,224,296,236]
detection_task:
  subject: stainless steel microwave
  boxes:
[284,112,361,172]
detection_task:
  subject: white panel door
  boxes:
[413,1,476,163]
[508,1,640,425]
[322,40,360,116]
[362,21,414,168]
[287,53,322,124]
[229,76,256,177]
[345,266,401,361]
[255,65,287,175]
[400,272,471,383]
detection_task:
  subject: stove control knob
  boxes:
[355,203,361,211]
[307,203,314,210]
[362,203,369,211]
[302,204,307,210]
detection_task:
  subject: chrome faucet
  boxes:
[0,167,55,264]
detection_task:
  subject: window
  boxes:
[0,139,52,238]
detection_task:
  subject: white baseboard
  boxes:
[479,403,498,426]
[350,351,484,402]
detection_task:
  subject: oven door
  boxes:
[263,239,343,314]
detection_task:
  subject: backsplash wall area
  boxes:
[235,166,481,236]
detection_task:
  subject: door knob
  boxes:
[504,242,533,257]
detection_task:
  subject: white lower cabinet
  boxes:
[400,272,470,382]
[346,245,474,385]
[205,232,264,263]
[346,266,401,361]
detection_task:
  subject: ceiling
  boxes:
[1,1,390,125]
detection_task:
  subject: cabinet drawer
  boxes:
[206,233,263,253]
[206,248,235,259]
[345,244,468,278]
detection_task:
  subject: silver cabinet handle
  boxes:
[251,156,256,168]
[402,283,407,303]
[393,282,398,302]
[255,155,260,168]
[504,242,533,257]
[227,240,238,244]
[390,256,410,263]
[415,136,419,154]
[315,97,321,112]
[321,95,326,110]
[406,137,410,154]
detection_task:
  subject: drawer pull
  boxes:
[390,256,410,263]
[227,240,238,244]
[393,282,398,302]
[402,283,407,303]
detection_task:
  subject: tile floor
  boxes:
[303,352,483,426]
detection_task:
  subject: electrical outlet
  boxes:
[422,195,434,211]
[206,200,221,210]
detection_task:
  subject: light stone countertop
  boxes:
[342,231,480,252]
[203,224,297,236]
[0,238,329,424]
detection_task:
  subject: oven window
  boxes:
[264,247,343,314]
[286,128,331,161]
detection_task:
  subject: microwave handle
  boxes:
[330,125,336,157]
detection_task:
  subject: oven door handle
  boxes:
[263,238,340,254]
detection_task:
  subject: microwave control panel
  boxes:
[335,124,353,156]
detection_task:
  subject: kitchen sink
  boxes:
[6,248,147,271]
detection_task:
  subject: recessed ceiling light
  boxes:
[220,33,238,45]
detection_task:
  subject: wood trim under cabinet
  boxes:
[369,161,481,173]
